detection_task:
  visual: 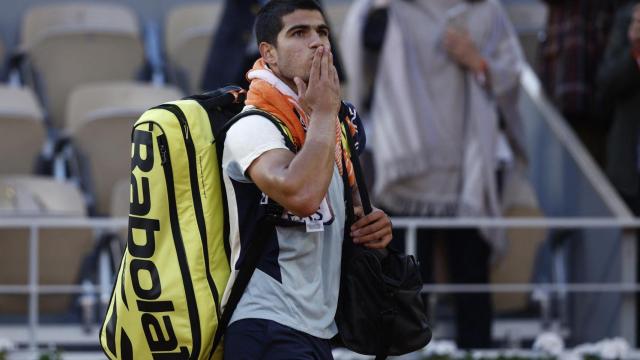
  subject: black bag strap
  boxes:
[214,109,297,152]
[340,110,392,360]
[339,108,372,215]
[210,216,273,357]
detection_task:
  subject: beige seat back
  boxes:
[20,3,144,130]
[110,177,130,242]
[165,2,223,94]
[491,207,547,313]
[66,81,183,216]
[491,172,547,313]
[21,3,139,49]
[0,176,92,315]
[0,86,45,175]
[110,177,130,220]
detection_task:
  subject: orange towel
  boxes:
[245,59,356,186]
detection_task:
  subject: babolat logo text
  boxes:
[129,129,190,359]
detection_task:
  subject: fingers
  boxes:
[458,28,471,39]
[305,45,340,116]
[309,47,322,84]
[350,212,388,238]
[320,47,329,80]
[444,28,471,50]
[350,209,386,231]
[353,227,392,245]
[443,30,460,54]
[294,76,306,99]
[364,234,393,249]
[444,26,456,37]
[443,29,453,48]
[350,209,393,246]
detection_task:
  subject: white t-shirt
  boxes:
[221,111,345,339]
[223,114,290,182]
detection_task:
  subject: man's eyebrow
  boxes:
[317,24,330,33]
[286,23,330,34]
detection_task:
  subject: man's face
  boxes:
[266,9,331,84]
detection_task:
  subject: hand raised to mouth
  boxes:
[294,46,341,118]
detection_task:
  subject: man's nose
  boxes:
[309,32,330,50]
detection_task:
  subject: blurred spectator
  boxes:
[200,0,345,91]
[343,0,527,349]
[200,0,264,90]
[597,1,640,216]
[538,0,616,166]
[597,1,640,343]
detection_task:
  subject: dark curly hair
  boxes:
[255,0,325,47]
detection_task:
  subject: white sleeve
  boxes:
[222,114,290,183]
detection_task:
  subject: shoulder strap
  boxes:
[340,110,391,360]
[210,216,273,355]
[215,109,298,153]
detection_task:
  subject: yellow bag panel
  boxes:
[173,100,230,304]
[101,102,229,360]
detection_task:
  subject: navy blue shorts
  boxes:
[223,318,333,360]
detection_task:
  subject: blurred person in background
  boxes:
[200,0,265,90]
[596,1,640,343]
[538,0,616,166]
[597,1,640,216]
[342,0,527,349]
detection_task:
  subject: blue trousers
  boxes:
[223,318,333,360]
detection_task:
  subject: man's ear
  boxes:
[259,42,277,66]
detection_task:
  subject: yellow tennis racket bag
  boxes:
[100,85,303,360]
[100,87,247,360]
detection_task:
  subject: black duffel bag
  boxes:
[336,245,431,358]
[336,107,431,359]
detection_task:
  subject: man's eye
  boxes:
[293,30,304,37]
[319,30,329,37]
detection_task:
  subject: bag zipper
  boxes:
[154,105,222,360]
[157,133,201,360]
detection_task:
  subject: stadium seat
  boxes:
[491,172,547,313]
[165,2,223,94]
[64,81,183,216]
[0,176,92,316]
[110,178,130,219]
[0,86,45,175]
[109,177,130,244]
[19,3,145,130]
